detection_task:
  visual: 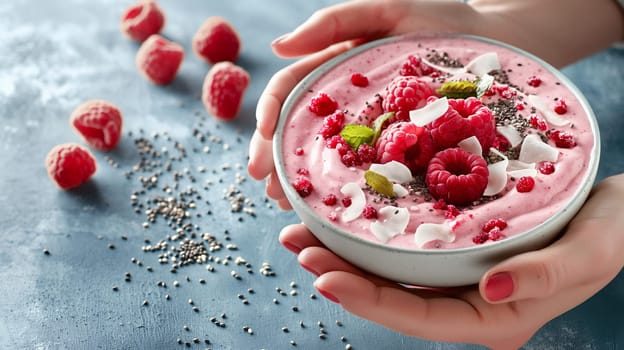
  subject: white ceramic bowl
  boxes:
[273,34,600,287]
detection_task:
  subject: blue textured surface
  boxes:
[0,1,622,349]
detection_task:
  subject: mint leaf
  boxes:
[371,112,394,145]
[436,80,477,99]
[364,170,395,198]
[340,124,375,150]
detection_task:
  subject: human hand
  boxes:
[278,174,624,349]
[247,0,480,208]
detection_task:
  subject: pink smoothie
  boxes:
[281,35,595,250]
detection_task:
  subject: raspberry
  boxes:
[70,100,123,151]
[526,75,542,87]
[515,176,535,193]
[192,16,241,64]
[202,61,251,120]
[492,134,511,152]
[120,0,165,42]
[553,99,568,114]
[472,232,489,244]
[425,148,489,205]
[529,114,548,131]
[135,34,184,85]
[482,218,507,233]
[549,130,576,148]
[322,194,338,206]
[515,102,525,111]
[318,111,345,139]
[382,76,434,122]
[325,135,345,149]
[356,143,377,164]
[294,147,304,156]
[296,168,310,176]
[362,205,378,219]
[488,227,505,241]
[538,161,555,175]
[292,176,313,197]
[341,149,361,167]
[433,199,447,210]
[428,97,496,153]
[375,122,433,173]
[308,93,338,117]
[350,73,369,87]
[46,143,97,190]
[445,205,460,219]
[399,55,435,77]
[342,197,352,207]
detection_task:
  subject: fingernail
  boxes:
[271,33,290,46]
[282,241,301,254]
[300,262,320,277]
[316,286,340,304]
[485,272,514,302]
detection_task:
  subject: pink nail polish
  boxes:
[282,241,301,254]
[316,287,340,304]
[299,262,320,277]
[485,272,514,302]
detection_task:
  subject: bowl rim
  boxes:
[273,33,601,256]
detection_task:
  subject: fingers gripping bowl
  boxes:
[273,34,599,287]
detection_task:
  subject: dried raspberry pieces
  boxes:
[70,100,123,151]
[192,16,241,64]
[202,61,250,120]
[120,0,165,42]
[136,34,184,85]
[46,143,97,190]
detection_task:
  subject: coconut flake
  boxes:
[409,97,449,127]
[340,182,366,222]
[496,125,523,148]
[518,134,559,163]
[458,136,482,156]
[484,159,509,196]
[465,52,501,76]
[368,161,412,183]
[414,223,455,248]
[393,184,409,198]
[370,206,410,243]
[527,94,570,127]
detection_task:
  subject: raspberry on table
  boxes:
[375,121,433,173]
[135,34,184,85]
[399,55,435,77]
[46,143,97,190]
[350,73,369,87]
[318,111,345,139]
[70,100,123,151]
[308,92,338,117]
[202,61,251,120]
[120,0,165,42]
[382,76,434,122]
[428,97,496,153]
[192,16,241,64]
[515,176,535,193]
[425,147,489,205]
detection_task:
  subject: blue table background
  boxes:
[0,1,622,349]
